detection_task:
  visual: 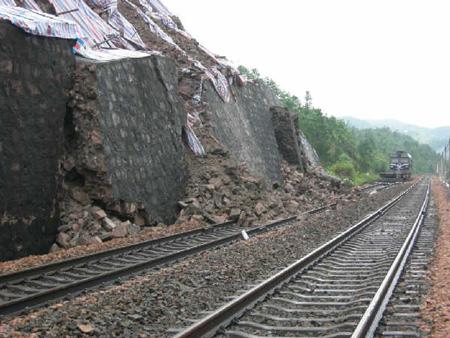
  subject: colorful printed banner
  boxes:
[85,0,145,49]
[0,5,79,39]
[0,0,15,6]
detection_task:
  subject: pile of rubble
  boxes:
[35,0,351,252]
[52,156,349,252]
[176,151,347,229]
[52,200,144,252]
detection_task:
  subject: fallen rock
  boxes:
[284,183,294,193]
[102,217,116,231]
[209,177,223,189]
[203,212,226,224]
[57,224,71,232]
[77,323,94,334]
[91,222,102,232]
[254,202,266,216]
[70,187,91,205]
[238,211,246,225]
[229,208,241,220]
[99,232,113,242]
[122,202,137,214]
[178,201,189,208]
[91,207,107,220]
[287,200,300,213]
[134,214,146,226]
[191,214,204,222]
[72,223,81,232]
[49,243,60,253]
[77,233,102,246]
[112,221,129,238]
[56,232,71,249]
[91,236,102,244]
[128,223,140,236]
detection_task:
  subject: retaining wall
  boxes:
[203,81,282,182]
[68,55,187,225]
[0,22,75,260]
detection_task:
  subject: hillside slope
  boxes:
[344,116,450,151]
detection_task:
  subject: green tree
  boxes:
[237,64,438,183]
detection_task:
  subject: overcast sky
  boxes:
[163,0,450,128]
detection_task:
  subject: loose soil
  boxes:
[420,178,450,337]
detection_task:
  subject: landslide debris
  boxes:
[10,0,349,255]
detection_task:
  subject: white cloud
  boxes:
[164,0,450,128]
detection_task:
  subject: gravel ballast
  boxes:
[1,183,411,337]
[420,178,450,337]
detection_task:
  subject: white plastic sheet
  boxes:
[72,37,151,60]
[48,0,125,48]
[146,0,171,17]
[0,0,15,6]
[20,0,42,11]
[205,68,231,103]
[85,0,145,49]
[185,125,205,157]
[0,5,79,39]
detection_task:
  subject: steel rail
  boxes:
[0,203,337,284]
[0,203,337,316]
[0,220,236,284]
[351,184,430,338]
[173,181,420,338]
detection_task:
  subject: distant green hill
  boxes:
[238,65,440,184]
[343,117,450,152]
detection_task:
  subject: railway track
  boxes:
[173,178,431,338]
[375,197,437,337]
[0,203,336,317]
[360,182,399,194]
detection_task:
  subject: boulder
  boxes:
[102,217,116,231]
[286,200,300,213]
[128,223,141,236]
[112,221,130,238]
[229,208,241,220]
[78,233,101,246]
[72,223,81,232]
[70,187,91,205]
[133,214,146,226]
[91,207,107,220]
[49,243,61,253]
[57,224,71,232]
[208,177,223,189]
[56,232,71,248]
[254,202,266,216]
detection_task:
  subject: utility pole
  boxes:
[447,137,450,183]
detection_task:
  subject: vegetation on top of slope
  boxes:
[238,66,439,185]
[344,116,450,152]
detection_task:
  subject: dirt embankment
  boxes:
[420,178,450,336]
